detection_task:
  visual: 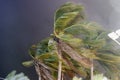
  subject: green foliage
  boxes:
[23,2,120,80]
[72,74,109,80]
[5,71,29,80]
[93,74,109,80]
[72,76,82,80]
[22,60,33,67]
[54,2,85,34]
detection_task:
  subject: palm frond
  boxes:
[23,2,120,80]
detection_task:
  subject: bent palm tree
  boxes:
[23,2,120,80]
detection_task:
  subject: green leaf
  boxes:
[93,74,109,80]
[59,34,82,47]
[55,2,85,21]
[29,38,50,58]
[55,12,80,34]
[95,52,120,79]
[64,22,101,39]
[54,2,85,34]
[97,53,120,63]
[5,71,16,79]
[22,60,33,67]
[5,71,30,80]
[72,76,82,80]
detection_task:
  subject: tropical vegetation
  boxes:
[21,2,120,80]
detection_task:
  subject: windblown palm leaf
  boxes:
[54,2,120,80]
[23,2,120,80]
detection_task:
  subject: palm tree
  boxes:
[23,2,120,80]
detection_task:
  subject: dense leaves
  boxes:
[5,71,29,80]
[23,2,120,80]
[54,2,85,35]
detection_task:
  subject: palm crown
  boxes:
[23,2,120,80]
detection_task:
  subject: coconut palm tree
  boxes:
[23,2,120,80]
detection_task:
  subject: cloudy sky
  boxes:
[109,0,120,30]
[0,0,120,80]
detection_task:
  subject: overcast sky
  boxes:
[109,0,120,30]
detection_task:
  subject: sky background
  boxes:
[0,0,120,80]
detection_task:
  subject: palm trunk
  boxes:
[57,41,62,80]
[91,59,94,80]
[35,64,41,80]
[58,60,62,80]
